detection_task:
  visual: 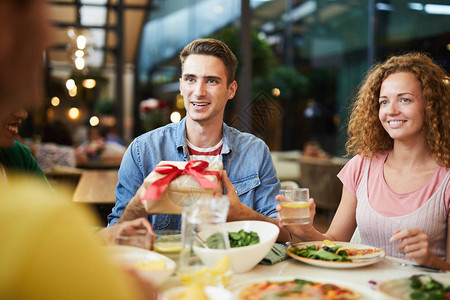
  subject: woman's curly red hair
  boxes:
[345,52,449,168]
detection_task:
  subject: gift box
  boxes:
[140,160,223,215]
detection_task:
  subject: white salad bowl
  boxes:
[194,220,280,273]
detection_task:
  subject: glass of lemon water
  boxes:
[153,229,182,260]
[279,188,310,225]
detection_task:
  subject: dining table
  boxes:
[72,169,118,204]
[158,254,448,299]
[72,169,118,226]
[76,157,122,170]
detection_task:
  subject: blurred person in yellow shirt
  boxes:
[0,179,157,300]
[0,1,158,299]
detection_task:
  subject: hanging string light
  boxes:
[66,28,92,71]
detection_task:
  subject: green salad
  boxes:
[408,275,450,299]
[289,244,351,262]
[206,229,260,249]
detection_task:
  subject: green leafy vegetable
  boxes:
[206,230,260,249]
[408,275,450,300]
[289,244,351,262]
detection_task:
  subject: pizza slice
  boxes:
[239,278,361,300]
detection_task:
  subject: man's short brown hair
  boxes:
[179,38,237,85]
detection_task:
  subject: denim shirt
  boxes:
[107,118,281,230]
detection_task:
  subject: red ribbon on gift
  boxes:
[142,160,220,201]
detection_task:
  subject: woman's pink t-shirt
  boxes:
[337,153,450,217]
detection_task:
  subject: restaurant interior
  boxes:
[31,0,449,227]
[3,0,450,298]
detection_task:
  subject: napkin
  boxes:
[259,243,289,265]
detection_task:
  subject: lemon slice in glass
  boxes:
[280,203,309,208]
[154,241,182,253]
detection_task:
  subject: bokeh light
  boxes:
[75,50,85,58]
[75,57,85,70]
[272,88,281,97]
[170,111,181,123]
[68,107,80,120]
[68,86,77,97]
[66,79,76,90]
[176,94,184,109]
[51,97,60,107]
[77,35,87,49]
[82,79,96,89]
[89,116,100,126]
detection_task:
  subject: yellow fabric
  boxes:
[0,178,141,300]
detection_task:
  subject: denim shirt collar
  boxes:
[174,118,188,159]
[175,117,232,158]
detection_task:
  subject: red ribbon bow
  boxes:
[142,160,220,201]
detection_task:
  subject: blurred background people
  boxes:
[32,120,79,171]
[77,126,126,164]
[105,126,126,147]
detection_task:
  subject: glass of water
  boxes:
[279,188,310,225]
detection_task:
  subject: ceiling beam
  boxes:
[51,22,118,30]
[49,1,153,10]
[48,44,117,54]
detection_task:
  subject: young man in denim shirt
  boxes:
[108,38,290,242]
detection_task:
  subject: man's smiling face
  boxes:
[179,54,236,126]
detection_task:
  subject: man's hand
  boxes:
[221,170,247,221]
[221,170,291,242]
[99,217,154,247]
[119,181,154,223]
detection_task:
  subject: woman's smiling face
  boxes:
[0,108,28,148]
[378,72,426,143]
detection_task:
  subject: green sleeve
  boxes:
[0,141,48,183]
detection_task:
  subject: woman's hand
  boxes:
[390,228,432,265]
[275,196,317,240]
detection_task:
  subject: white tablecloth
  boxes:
[160,256,444,299]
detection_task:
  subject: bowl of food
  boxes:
[107,245,176,287]
[193,220,279,273]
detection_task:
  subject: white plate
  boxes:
[230,276,385,300]
[287,241,385,269]
[163,286,233,300]
[107,245,176,287]
[377,273,450,299]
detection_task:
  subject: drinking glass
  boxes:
[279,188,310,225]
[153,229,182,261]
[177,196,232,287]
[114,228,152,250]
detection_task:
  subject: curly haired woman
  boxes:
[277,52,450,270]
